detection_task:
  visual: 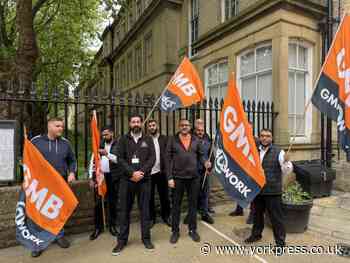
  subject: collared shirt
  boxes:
[88,142,118,178]
[131,131,142,144]
[151,134,161,175]
[259,145,293,175]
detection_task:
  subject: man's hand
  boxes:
[68,172,76,183]
[204,161,212,169]
[168,179,175,188]
[99,149,108,156]
[131,171,144,182]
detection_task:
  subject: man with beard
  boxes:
[112,114,156,255]
[147,119,171,227]
[88,126,120,240]
[244,129,293,251]
[167,119,211,244]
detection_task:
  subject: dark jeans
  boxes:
[118,178,152,243]
[150,172,171,222]
[172,177,200,233]
[251,194,286,246]
[198,173,209,215]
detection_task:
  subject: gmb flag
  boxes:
[159,57,205,112]
[311,15,350,160]
[213,73,265,208]
[16,138,78,252]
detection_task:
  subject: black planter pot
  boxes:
[266,200,313,233]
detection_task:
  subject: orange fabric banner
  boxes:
[22,139,78,236]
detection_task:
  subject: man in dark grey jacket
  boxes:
[30,117,76,258]
[166,119,211,244]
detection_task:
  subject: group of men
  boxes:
[29,114,293,257]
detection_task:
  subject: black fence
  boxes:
[0,81,278,183]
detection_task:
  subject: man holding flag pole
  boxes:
[18,117,78,258]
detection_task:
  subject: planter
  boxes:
[266,199,313,233]
[293,160,336,198]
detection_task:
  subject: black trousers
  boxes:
[94,173,120,230]
[251,194,286,246]
[118,178,152,243]
[150,172,171,222]
[172,177,200,233]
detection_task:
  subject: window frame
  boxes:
[188,0,199,57]
[288,39,313,143]
[236,42,273,102]
[221,0,239,23]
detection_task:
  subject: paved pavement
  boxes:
[1,204,349,263]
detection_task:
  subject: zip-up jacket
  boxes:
[166,133,206,180]
[31,134,77,180]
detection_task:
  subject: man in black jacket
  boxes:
[30,117,76,258]
[244,129,293,250]
[112,114,156,255]
[88,127,120,240]
[147,119,171,227]
[167,119,211,244]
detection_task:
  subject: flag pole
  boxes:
[143,87,167,126]
[201,128,219,189]
[286,13,347,155]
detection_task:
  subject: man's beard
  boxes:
[131,126,142,134]
[104,138,112,143]
[150,128,158,135]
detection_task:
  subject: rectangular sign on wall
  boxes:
[0,120,17,182]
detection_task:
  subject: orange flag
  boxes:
[91,111,107,197]
[213,72,265,208]
[159,56,205,111]
[22,139,78,235]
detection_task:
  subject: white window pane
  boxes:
[256,46,272,71]
[241,51,254,76]
[296,72,306,114]
[218,62,228,83]
[289,43,297,68]
[288,116,295,136]
[208,66,218,85]
[296,115,305,135]
[257,73,272,102]
[288,71,295,113]
[209,86,219,99]
[219,83,228,99]
[241,77,256,102]
[298,46,308,70]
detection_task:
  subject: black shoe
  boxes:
[208,207,215,214]
[31,251,42,258]
[89,229,102,240]
[163,217,171,227]
[56,237,70,248]
[201,214,214,224]
[170,232,179,244]
[110,226,119,237]
[189,231,200,242]
[246,211,254,225]
[143,240,155,250]
[229,209,244,216]
[112,242,126,256]
[183,215,189,225]
[244,235,262,244]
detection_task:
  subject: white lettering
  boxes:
[40,194,63,220]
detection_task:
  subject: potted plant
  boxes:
[266,181,313,233]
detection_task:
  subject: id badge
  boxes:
[132,157,140,164]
